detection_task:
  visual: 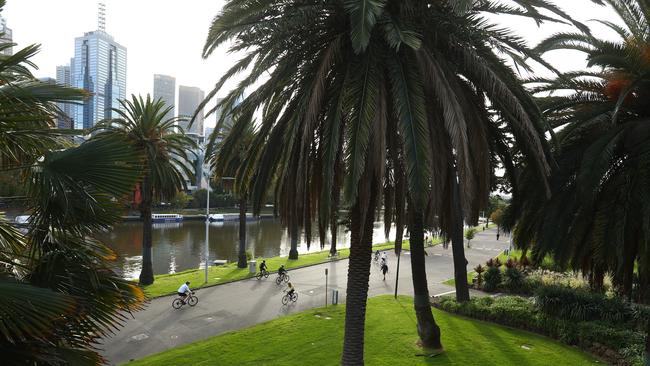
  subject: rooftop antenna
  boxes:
[98,2,106,32]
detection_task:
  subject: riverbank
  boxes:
[141,224,493,298]
[125,295,598,366]
[141,238,437,298]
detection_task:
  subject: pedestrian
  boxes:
[381,262,388,280]
[496,232,500,241]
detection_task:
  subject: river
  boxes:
[98,218,394,279]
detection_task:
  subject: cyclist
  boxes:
[177,281,192,303]
[374,250,380,262]
[259,260,268,275]
[285,282,295,297]
[278,264,287,278]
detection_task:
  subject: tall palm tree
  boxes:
[0,8,146,360]
[94,95,196,285]
[200,0,573,362]
[504,1,650,362]
[209,112,256,268]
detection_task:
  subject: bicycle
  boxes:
[275,272,290,285]
[256,269,270,280]
[282,291,298,305]
[172,291,198,309]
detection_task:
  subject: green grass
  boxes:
[442,272,475,287]
[126,295,599,366]
[143,238,441,298]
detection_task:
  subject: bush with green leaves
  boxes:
[535,285,639,323]
[504,259,525,292]
[483,261,502,292]
[435,294,646,365]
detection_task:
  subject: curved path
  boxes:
[102,227,507,364]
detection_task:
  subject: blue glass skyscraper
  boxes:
[71,4,126,129]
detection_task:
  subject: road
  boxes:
[101,227,508,364]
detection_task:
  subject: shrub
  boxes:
[474,264,485,288]
[435,295,645,365]
[535,285,637,324]
[483,266,502,292]
[504,265,525,293]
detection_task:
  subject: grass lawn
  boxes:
[442,271,475,287]
[126,295,599,366]
[142,238,441,298]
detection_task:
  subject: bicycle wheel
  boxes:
[276,276,282,285]
[188,296,198,306]
[256,272,263,280]
[291,292,298,302]
[264,271,269,278]
[172,298,183,309]
[284,274,290,283]
[282,294,289,305]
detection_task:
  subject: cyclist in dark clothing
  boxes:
[259,260,267,274]
[278,264,287,277]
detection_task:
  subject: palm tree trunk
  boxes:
[408,204,442,349]
[139,176,154,285]
[329,218,338,256]
[645,313,650,366]
[289,216,299,260]
[341,181,378,365]
[237,196,247,268]
[329,187,339,256]
[451,175,470,302]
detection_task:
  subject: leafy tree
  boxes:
[94,95,196,285]
[170,191,190,209]
[465,227,477,248]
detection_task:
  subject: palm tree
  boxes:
[94,95,196,285]
[209,112,256,268]
[503,1,650,362]
[200,0,572,362]
[0,9,146,360]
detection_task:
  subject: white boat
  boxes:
[151,213,183,223]
[208,214,224,222]
[14,215,30,224]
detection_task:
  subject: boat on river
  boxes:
[151,213,183,223]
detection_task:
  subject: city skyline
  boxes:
[4,0,230,129]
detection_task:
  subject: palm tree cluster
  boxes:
[0,3,147,363]
[500,1,650,361]
[506,0,650,302]
[200,0,580,363]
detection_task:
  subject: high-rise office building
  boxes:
[153,74,175,119]
[71,3,127,129]
[56,62,74,129]
[178,85,204,135]
[0,15,13,56]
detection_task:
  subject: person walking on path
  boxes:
[496,232,500,241]
[381,262,388,281]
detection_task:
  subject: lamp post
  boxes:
[325,268,329,307]
[204,169,211,284]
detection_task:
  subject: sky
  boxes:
[3,0,618,129]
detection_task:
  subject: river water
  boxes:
[98,218,394,278]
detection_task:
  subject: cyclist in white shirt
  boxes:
[177,281,192,303]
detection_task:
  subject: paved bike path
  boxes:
[102,228,507,364]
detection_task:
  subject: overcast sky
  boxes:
[4,0,617,128]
